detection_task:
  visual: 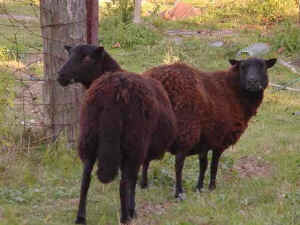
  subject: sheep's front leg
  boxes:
[209,150,222,190]
[196,149,209,192]
[76,158,96,224]
[175,152,186,200]
[140,160,150,189]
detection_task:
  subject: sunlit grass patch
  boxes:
[0,0,39,17]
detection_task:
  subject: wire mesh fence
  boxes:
[0,1,86,150]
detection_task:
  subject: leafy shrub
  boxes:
[245,0,296,24]
[0,44,25,61]
[268,22,300,54]
[100,16,161,48]
[199,0,297,26]
[103,0,134,23]
[0,47,15,61]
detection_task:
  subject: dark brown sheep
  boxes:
[57,45,177,224]
[142,58,277,198]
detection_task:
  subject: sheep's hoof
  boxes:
[121,222,136,225]
[129,209,137,219]
[196,187,203,193]
[120,216,132,225]
[208,184,216,191]
[175,192,186,201]
[196,184,204,193]
[75,216,86,224]
[140,181,148,189]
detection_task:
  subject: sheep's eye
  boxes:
[82,55,91,63]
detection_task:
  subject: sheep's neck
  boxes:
[227,70,264,120]
[101,52,122,74]
[83,52,122,89]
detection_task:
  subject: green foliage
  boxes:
[104,0,134,23]
[0,32,26,61]
[210,0,298,25]
[0,47,14,61]
[100,16,161,49]
[146,0,298,30]
[245,0,297,24]
[268,22,300,54]
[0,44,25,61]
[0,68,16,144]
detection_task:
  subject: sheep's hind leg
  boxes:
[128,165,140,219]
[75,158,96,224]
[120,170,130,224]
[209,150,221,190]
[120,161,140,224]
[140,160,150,189]
[196,149,209,192]
[175,152,186,200]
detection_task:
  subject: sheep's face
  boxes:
[57,45,105,88]
[229,58,277,92]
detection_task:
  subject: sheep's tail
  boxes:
[97,107,122,183]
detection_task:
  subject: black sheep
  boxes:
[57,45,177,224]
[142,58,277,198]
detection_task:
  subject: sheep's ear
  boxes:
[90,46,104,60]
[229,59,241,66]
[64,45,72,54]
[265,58,277,69]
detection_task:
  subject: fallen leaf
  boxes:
[112,42,121,48]
[277,47,285,54]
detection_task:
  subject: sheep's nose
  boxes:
[247,78,262,91]
[57,75,70,86]
[249,78,258,85]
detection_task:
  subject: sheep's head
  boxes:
[57,45,105,88]
[229,58,277,92]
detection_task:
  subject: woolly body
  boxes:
[144,62,262,153]
[57,45,177,224]
[142,58,276,195]
[79,71,177,182]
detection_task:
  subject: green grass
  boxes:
[0,0,39,17]
[0,1,300,225]
[0,17,41,56]
[143,0,298,31]
[0,95,299,225]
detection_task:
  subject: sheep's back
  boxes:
[79,71,177,163]
[144,63,207,151]
[145,63,255,153]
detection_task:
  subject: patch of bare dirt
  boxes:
[234,156,273,178]
[139,202,171,216]
[160,2,201,20]
[134,201,173,225]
